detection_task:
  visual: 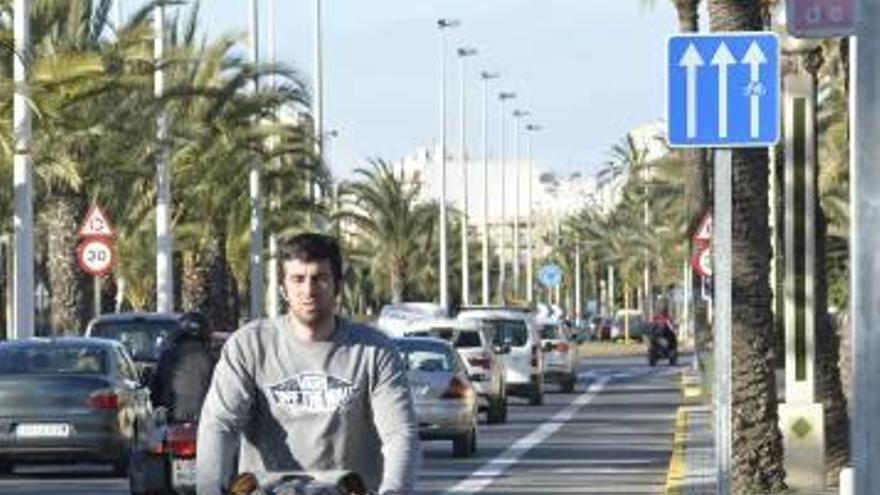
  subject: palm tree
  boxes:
[336,160,436,305]
[707,1,786,492]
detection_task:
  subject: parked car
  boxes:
[536,319,578,393]
[84,312,186,376]
[610,310,648,342]
[394,337,478,457]
[0,338,153,474]
[404,318,508,423]
[457,308,545,406]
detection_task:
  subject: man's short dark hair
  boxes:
[278,233,343,290]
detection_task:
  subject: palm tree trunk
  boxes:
[181,225,239,332]
[708,3,786,492]
[44,197,88,335]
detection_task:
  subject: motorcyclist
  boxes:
[150,311,216,423]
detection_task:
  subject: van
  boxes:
[456,308,544,406]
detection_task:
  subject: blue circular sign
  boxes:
[539,264,563,288]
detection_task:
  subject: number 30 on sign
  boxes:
[77,238,116,277]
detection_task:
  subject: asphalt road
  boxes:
[0,354,686,495]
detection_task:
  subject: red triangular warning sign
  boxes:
[78,205,116,238]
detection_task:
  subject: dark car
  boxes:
[0,338,153,474]
[84,312,187,375]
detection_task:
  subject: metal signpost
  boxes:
[78,206,118,317]
[668,32,780,495]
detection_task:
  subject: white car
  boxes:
[404,318,507,423]
[457,308,545,406]
[536,319,578,393]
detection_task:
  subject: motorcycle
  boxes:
[647,324,678,367]
[129,408,198,495]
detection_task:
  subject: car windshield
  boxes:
[0,345,108,375]
[482,319,528,347]
[540,324,562,340]
[395,341,459,372]
[90,320,178,361]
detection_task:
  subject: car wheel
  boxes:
[487,395,505,424]
[0,460,13,476]
[453,428,475,458]
[561,374,576,394]
[528,382,544,406]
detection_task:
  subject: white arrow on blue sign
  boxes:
[539,264,563,288]
[667,32,780,148]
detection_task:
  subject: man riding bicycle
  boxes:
[197,234,420,495]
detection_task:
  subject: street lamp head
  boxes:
[437,18,461,29]
[526,124,543,132]
[480,71,499,80]
[513,109,531,118]
[457,47,478,57]
[498,91,516,101]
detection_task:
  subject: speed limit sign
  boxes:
[77,238,116,276]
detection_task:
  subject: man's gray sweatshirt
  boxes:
[196,317,420,495]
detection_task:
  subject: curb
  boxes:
[664,407,689,495]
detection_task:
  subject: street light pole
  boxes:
[525,123,541,304]
[511,109,529,300]
[437,18,460,313]
[247,0,264,319]
[313,0,324,208]
[497,91,516,304]
[13,0,33,339]
[267,0,279,318]
[458,47,477,307]
[480,71,498,306]
[155,1,174,314]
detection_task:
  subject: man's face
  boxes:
[282,258,337,326]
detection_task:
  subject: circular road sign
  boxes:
[539,264,563,288]
[692,244,712,278]
[77,238,116,276]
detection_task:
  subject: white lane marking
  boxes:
[440,377,609,495]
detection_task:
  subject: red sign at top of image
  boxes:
[693,211,712,246]
[786,0,858,38]
[78,205,116,238]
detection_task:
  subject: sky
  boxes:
[124,0,683,180]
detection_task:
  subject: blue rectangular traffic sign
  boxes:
[667,32,780,148]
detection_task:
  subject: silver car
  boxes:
[0,338,152,474]
[404,318,508,424]
[394,337,478,457]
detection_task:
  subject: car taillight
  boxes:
[467,353,492,370]
[166,423,198,459]
[87,390,119,410]
[554,342,570,353]
[531,345,539,367]
[441,376,473,400]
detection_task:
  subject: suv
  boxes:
[456,308,544,406]
[536,318,577,393]
[404,318,508,423]
[85,312,186,376]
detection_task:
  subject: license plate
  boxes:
[172,458,197,488]
[15,423,71,438]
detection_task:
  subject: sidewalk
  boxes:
[664,369,839,495]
